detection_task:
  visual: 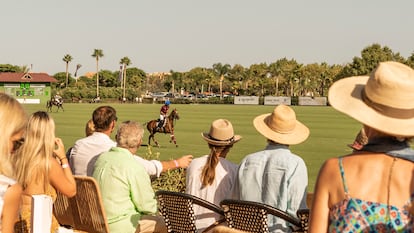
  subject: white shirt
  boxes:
[133,156,163,178]
[70,132,116,176]
[69,132,164,177]
[185,155,238,232]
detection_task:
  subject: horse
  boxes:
[146,108,180,147]
[46,98,64,112]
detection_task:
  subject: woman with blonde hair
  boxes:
[13,111,76,232]
[310,61,414,232]
[0,93,27,233]
[186,119,241,232]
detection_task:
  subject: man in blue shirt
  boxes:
[237,104,310,233]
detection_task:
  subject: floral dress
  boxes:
[328,157,414,232]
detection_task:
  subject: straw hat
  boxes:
[202,119,241,146]
[328,61,414,137]
[253,105,309,145]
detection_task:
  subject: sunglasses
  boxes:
[12,138,25,151]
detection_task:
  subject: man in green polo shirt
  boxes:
[93,120,167,233]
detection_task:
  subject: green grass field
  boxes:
[22,103,361,191]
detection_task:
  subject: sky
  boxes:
[1,0,414,76]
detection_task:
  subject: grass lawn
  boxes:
[22,103,362,192]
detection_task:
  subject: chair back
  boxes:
[220,199,304,233]
[53,176,110,233]
[294,209,310,233]
[156,190,225,233]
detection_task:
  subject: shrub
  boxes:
[142,145,186,193]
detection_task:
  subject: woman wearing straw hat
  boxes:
[238,104,310,233]
[309,61,414,232]
[186,119,241,232]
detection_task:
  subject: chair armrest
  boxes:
[156,190,224,215]
[220,199,301,228]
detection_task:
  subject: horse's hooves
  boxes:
[176,145,178,148]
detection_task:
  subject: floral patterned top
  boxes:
[328,157,414,233]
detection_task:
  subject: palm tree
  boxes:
[119,57,131,101]
[74,64,82,84]
[91,49,104,97]
[212,63,231,99]
[62,54,73,87]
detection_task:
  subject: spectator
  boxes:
[70,106,117,176]
[85,118,95,137]
[13,111,76,232]
[70,106,192,177]
[0,93,27,233]
[347,127,368,151]
[237,104,310,233]
[93,120,167,233]
[186,119,241,232]
[309,61,414,232]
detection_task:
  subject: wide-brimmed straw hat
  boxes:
[253,105,309,145]
[202,119,242,146]
[328,61,414,137]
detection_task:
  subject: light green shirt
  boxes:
[93,147,157,233]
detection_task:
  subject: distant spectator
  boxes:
[186,119,241,232]
[238,104,310,232]
[85,118,95,137]
[93,120,167,233]
[0,93,27,233]
[347,128,368,151]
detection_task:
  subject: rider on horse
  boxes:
[54,93,63,105]
[157,99,170,131]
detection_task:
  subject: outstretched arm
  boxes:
[161,154,193,172]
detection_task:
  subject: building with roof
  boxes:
[0,72,57,104]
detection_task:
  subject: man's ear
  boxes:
[110,120,116,132]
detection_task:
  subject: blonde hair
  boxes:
[201,144,232,187]
[13,111,55,190]
[85,119,95,136]
[0,93,27,178]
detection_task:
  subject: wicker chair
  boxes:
[53,176,110,233]
[295,209,309,233]
[155,190,225,233]
[220,199,308,233]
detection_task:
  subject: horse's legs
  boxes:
[169,134,178,147]
[148,132,160,147]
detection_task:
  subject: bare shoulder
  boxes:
[318,157,340,175]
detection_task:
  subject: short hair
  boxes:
[116,121,144,149]
[92,106,117,132]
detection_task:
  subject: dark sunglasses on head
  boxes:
[12,138,25,151]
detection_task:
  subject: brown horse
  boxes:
[146,108,180,147]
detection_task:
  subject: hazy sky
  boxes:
[2,0,413,75]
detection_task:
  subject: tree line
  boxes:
[1,43,413,101]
